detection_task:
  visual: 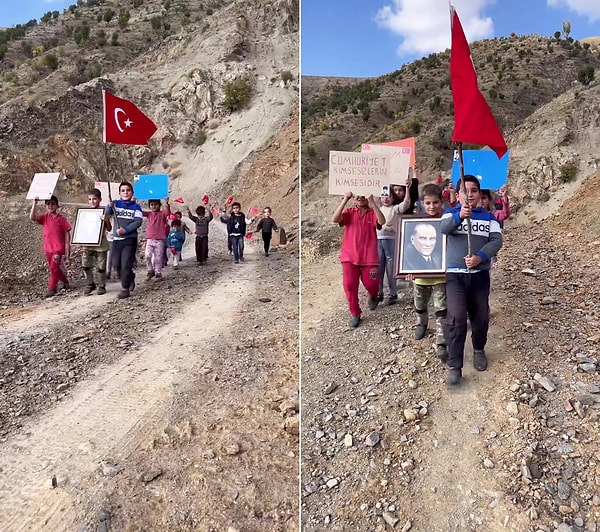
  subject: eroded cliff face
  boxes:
[506,83,600,217]
[0,0,299,204]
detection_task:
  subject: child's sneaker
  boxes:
[146,271,155,280]
[97,286,106,295]
[83,284,96,295]
[377,292,384,302]
[45,289,56,298]
[349,315,361,328]
[117,289,130,299]
[446,368,462,386]
[473,350,488,371]
[155,273,163,281]
[413,325,427,340]
[388,295,398,305]
[368,295,380,310]
[436,345,449,363]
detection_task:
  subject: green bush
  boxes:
[133,0,143,6]
[150,16,162,30]
[559,162,577,182]
[281,70,293,83]
[42,53,59,70]
[223,78,252,111]
[103,9,115,23]
[306,146,316,157]
[578,66,595,86]
[118,11,130,29]
[111,32,119,45]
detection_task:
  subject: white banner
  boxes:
[361,143,412,185]
[26,172,61,200]
[328,150,392,195]
[94,181,121,206]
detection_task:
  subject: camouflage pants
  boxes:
[413,282,447,346]
[82,249,107,288]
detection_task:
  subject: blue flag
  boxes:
[451,150,510,190]
[133,173,169,200]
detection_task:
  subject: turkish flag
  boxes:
[202,194,209,204]
[226,196,234,205]
[103,90,157,145]
[450,7,507,159]
[174,197,185,204]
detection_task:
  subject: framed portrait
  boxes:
[394,216,447,278]
[72,208,105,246]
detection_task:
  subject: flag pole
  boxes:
[456,141,472,256]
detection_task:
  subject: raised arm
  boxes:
[367,194,386,226]
[30,198,40,222]
[332,192,352,223]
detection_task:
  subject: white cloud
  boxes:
[375,0,494,58]
[547,0,600,22]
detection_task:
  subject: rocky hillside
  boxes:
[0,0,299,290]
[301,33,600,186]
[301,33,600,253]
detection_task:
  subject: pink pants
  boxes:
[145,238,166,275]
[45,252,68,291]
[342,261,380,317]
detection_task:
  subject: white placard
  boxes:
[94,181,121,206]
[26,172,61,200]
[72,208,105,246]
[328,151,392,195]
[361,144,412,184]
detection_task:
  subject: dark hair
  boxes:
[231,202,241,208]
[264,206,271,212]
[175,211,182,218]
[148,199,161,206]
[457,174,481,192]
[171,219,182,227]
[88,188,102,199]
[421,184,443,201]
[119,181,133,192]
[196,205,206,216]
[480,189,492,200]
[45,195,59,206]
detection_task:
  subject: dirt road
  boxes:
[301,221,600,531]
[0,232,299,531]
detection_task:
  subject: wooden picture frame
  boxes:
[72,208,105,246]
[394,216,447,278]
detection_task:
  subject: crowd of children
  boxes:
[31,183,280,300]
[334,171,510,387]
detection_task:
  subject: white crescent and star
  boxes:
[114,107,133,133]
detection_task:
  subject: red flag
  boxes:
[450,7,507,159]
[174,196,185,204]
[226,196,234,205]
[202,194,209,204]
[103,90,157,145]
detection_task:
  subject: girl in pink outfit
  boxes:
[332,192,386,328]
[143,198,171,280]
[493,185,510,227]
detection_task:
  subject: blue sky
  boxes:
[302,0,600,77]
[0,1,73,27]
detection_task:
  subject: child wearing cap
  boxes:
[376,173,411,304]
[30,195,72,298]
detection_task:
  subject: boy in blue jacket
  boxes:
[105,181,143,299]
[440,174,503,386]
